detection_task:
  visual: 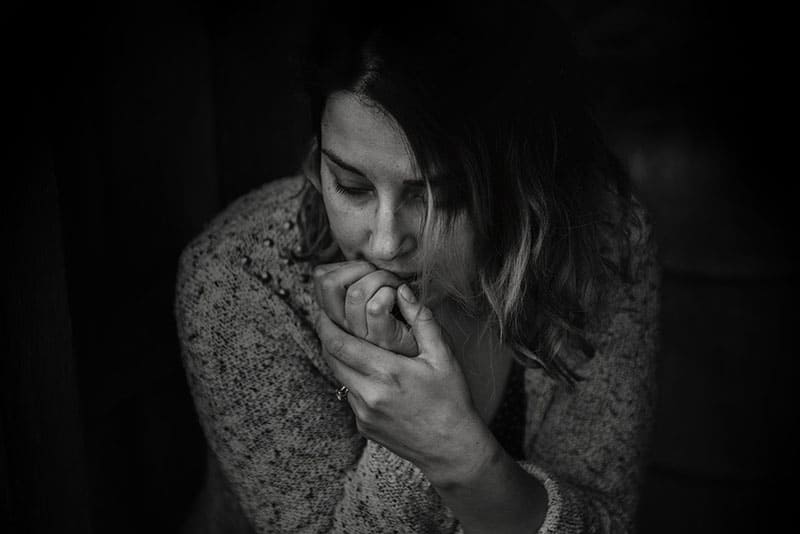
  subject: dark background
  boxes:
[3,1,796,533]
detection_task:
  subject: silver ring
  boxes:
[335,385,350,401]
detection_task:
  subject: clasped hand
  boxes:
[313,261,481,477]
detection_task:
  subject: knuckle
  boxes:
[312,265,327,280]
[359,395,374,412]
[366,300,385,316]
[328,336,347,358]
[346,284,364,303]
[320,275,337,293]
[375,368,400,390]
[388,370,403,390]
[359,389,383,411]
[377,285,396,300]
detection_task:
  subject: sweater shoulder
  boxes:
[177,175,307,277]
[175,175,321,365]
[195,174,306,251]
[576,195,660,385]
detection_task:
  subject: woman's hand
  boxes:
[313,261,418,356]
[315,282,489,485]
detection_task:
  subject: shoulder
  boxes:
[580,195,660,371]
[175,174,319,351]
[598,192,657,273]
[612,195,659,309]
[623,196,658,277]
[593,191,659,307]
[177,174,306,279]
[186,174,306,255]
[547,195,660,377]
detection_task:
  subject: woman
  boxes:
[175,1,659,532]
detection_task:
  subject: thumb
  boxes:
[397,284,448,357]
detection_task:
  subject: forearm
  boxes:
[424,418,548,534]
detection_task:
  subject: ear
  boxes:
[302,137,323,193]
[305,172,322,193]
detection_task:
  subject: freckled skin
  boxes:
[319,92,422,270]
[318,91,474,278]
[315,91,511,424]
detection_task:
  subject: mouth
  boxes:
[371,265,421,291]
[375,267,417,283]
[394,273,420,292]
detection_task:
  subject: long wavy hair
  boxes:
[295,0,635,385]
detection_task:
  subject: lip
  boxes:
[369,264,417,280]
[385,271,418,282]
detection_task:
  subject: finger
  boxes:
[365,286,396,341]
[344,387,369,424]
[320,344,365,385]
[316,310,396,375]
[345,270,403,338]
[310,260,353,276]
[313,261,375,328]
[313,261,373,302]
[366,287,419,356]
[320,345,371,415]
[396,284,448,357]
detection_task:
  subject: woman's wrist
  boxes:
[421,413,549,533]
[420,410,501,490]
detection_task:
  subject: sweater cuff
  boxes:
[518,461,583,534]
[451,461,581,534]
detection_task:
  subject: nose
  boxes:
[368,200,415,262]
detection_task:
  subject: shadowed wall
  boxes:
[4,1,794,533]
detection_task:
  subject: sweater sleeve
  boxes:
[517,205,660,533]
[323,207,659,534]
[174,182,367,533]
[176,179,658,533]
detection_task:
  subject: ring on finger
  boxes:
[335,384,350,401]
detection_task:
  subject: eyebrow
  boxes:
[321,148,430,186]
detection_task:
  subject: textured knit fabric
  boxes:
[175,175,660,534]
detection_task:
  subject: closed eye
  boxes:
[333,181,372,197]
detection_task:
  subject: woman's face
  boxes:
[318,91,474,285]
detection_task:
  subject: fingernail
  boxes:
[399,284,416,303]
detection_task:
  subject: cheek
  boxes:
[322,191,365,259]
[428,213,477,291]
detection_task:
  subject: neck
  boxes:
[434,299,509,375]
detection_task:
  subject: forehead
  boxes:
[321,92,417,182]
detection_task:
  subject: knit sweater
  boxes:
[175,175,660,533]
